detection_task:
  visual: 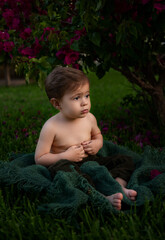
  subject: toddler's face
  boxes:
[59,82,91,119]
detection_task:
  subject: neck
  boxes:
[59,112,80,123]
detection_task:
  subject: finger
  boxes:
[75,145,82,149]
[83,145,91,151]
[82,141,91,145]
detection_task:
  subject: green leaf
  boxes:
[47,3,54,19]
[25,72,30,84]
[89,32,101,47]
[0,54,6,64]
[38,71,47,89]
[130,25,138,38]
[116,32,122,45]
[95,0,102,11]
[70,41,80,51]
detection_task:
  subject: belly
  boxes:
[51,136,91,154]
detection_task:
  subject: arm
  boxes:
[82,114,103,155]
[35,121,86,166]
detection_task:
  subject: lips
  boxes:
[81,109,88,114]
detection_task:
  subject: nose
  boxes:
[81,97,88,106]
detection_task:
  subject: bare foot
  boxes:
[105,193,123,210]
[122,188,137,201]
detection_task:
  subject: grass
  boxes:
[0,69,165,239]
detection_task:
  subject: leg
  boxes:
[95,154,137,202]
[116,177,137,201]
[48,159,95,187]
[105,193,123,210]
[95,154,135,183]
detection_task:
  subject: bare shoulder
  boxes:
[40,113,60,134]
[87,112,97,123]
[87,112,101,136]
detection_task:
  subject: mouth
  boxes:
[81,109,88,114]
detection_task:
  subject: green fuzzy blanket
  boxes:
[0,140,165,220]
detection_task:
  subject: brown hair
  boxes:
[45,66,89,100]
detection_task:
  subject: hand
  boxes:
[64,145,86,162]
[81,140,99,155]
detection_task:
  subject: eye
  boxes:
[74,96,80,100]
[85,94,90,98]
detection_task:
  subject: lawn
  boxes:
[0,69,165,240]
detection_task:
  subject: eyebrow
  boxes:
[72,91,90,98]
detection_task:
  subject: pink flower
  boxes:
[150,169,162,180]
[64,51,79,65]
[2,8,21,30]
[2,9,14,24]
[33,38,42,55]
[19,47,35,58]
[19,38,42,58]
[0,31,10,40]
[72,63,80,69]
[64,16,72,24]
[73,27,86,41]
[139,142,143,148]
[0,42,4,52]
[56,45,70,60]
[20,28,32,40]
[141,0,150,4]
[154,3,165,13]
[11,18,20,30]
[3,41,14,52]
[115,0,132,13]
[37,7,47,15]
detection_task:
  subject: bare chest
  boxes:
[51,120,91,152]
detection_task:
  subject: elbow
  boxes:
[99,137,103,149]
[34,154,41,165]
[35,158,40,165]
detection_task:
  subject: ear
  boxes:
[50,98,61,110]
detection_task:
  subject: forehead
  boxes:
[70,82,90,94]
[64,82,89,97]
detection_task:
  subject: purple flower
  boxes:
[25,132,29,137]
[141,0,150,5]
[143,136,151,145]
[2,9,14,25]
[154,3,165,13]
[3,41,14,52]
[20,28,32,40]
[33,38,42,56]
[115,0,132,13]
[72,27,86,41]
[64,51,79,65]
[139,142,143,148]
[102,126,109,134]
[63,16,72,24]
[11,18,20,30]
[32,131,37,135]
[56,45,70,60]
[0,42,3,52]
[0,31,10,40]
[72,63,80,69]
[19,47,35,58]
[134,133,142,142]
